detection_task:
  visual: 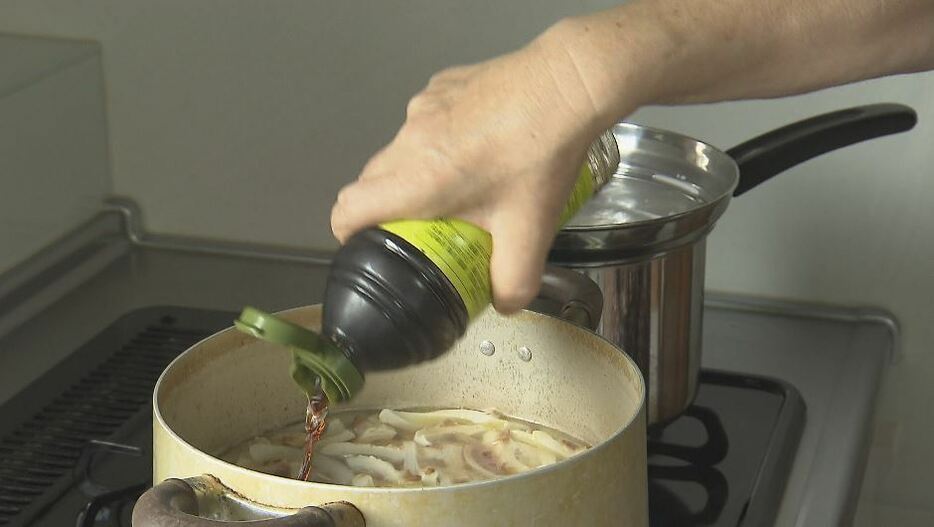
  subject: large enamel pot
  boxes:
[134,304,648,526]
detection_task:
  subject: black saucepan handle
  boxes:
[728,103,917,196]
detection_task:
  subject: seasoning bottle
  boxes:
[236,129,620,403]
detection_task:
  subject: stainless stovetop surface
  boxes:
[0,208,896,527]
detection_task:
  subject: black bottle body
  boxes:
[319,129,621,378]
[322,227,469,372]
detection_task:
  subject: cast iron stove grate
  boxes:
[0,307,234,526]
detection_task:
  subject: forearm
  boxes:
[541,0,934,127]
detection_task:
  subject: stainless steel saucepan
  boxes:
[547,103,917,425]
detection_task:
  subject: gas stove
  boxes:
[0,208,895,526]
[0,306,803,527]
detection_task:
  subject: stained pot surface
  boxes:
[153,305,648,527]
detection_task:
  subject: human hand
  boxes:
[330,24,643,313]
[331,0,934,312]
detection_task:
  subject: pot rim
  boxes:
[561,121,740,233]
[153,306,647,496]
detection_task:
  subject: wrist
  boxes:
[536,10,674,128]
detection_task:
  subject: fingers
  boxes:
[331,174,449,243]
[326,50,595,315]
[331,126,461,242]
[332,82,462,243]
[486,204,557,314]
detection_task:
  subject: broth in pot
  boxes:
[222,407,589,488]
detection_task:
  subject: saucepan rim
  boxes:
[561,121,740,232]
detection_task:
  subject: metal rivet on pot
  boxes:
[518,346,532,362]
[479,340,496,356]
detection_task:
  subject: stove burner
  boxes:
[74,440,146,527]
[648,465,729,524]
[646,370,805,526]
[648,406,730,525]
[649,406,729,466]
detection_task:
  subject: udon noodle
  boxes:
[222,408,589,488]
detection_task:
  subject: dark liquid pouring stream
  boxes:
[298,382,330,481]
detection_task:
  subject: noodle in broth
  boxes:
[221,407,589,488]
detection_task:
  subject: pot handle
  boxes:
[728,103,917,196]
[132,476,365,526]
[533,266,603,330]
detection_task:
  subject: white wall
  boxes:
[0,0,620,249]
[0,35,110,274]
[0,2,932,524]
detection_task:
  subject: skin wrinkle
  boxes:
[596,0,929,105]
[546,18,655,126]
[647,0,796,102]
[546,43,602,131]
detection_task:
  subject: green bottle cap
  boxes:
[234,306,364,403]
